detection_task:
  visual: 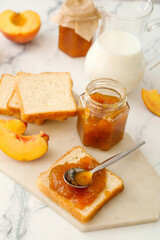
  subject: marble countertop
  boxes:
[0,0,160,239]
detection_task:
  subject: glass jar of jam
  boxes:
[59,25,92,57]
[52,0,100,58]
[77,78,130,151]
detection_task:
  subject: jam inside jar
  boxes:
[59,26,92,57]
[77,78,130,151]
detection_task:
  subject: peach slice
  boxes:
[0,10,41,43]
[0,127,49,161]
[142,89,160,117]
[0,119,27,134]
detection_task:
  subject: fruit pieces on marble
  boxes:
[142,89,160,117]
[0,119,27,134]
[0,10,41,43]
[0,127,49,161]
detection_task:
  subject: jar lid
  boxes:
[63,0,98,19]
[52,0,101,41]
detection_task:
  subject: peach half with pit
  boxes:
[0,10,41,43]
[0,127,49,161]
[0,119,27,134]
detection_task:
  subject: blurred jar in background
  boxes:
[52,0,100,57]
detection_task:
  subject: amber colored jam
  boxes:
[74,171,92,186]
[59,26,92,57]
[49,156,106,210]
[77,92,129,151]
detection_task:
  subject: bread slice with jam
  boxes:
[37,146,124,223]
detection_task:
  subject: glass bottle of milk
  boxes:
[85,0,160,93]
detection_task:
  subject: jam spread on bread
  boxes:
[49,156,106,210]
[77,92,129,150]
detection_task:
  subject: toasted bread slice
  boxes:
[37,146,124,223]
[7,90,44,125]
[0,74,16,115]
[15,72,78,121]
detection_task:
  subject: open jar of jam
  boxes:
[77,78,130,151]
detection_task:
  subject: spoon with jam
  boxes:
[64,141,145,188]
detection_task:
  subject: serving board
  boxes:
[0,115,160,232]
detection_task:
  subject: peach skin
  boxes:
[0,127,49,161]
[0,119,27,134]
[0,10,41,43]
[142,89,160,117]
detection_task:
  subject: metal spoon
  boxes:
[64,141,145,188]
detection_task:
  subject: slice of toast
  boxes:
[15,72,78,122]
[7,90,44,125]
[37,146,124,223]
[0,74,16,115]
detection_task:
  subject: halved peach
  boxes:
[0,127,49,161]
[0,119,27,134]
[142,89,160,117]
[0,10,41,43]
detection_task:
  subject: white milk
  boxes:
[85,30,146,93]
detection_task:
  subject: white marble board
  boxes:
[0,115,159,232]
